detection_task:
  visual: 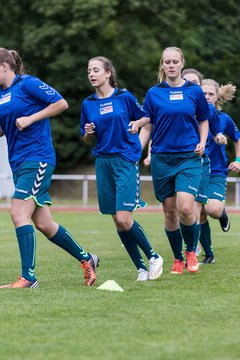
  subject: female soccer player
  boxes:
[199,79,240,263]
[139,47,210,275]
[182,69,227,264]
[80,56,163,281]
[0,48,99,288]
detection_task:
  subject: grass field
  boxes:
[0,209,240,360]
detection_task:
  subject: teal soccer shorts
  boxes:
[95,155,146,215]
[13,161,54,207]
[150,152,202,202]
[195,155,210,204]
[208,175,227,201]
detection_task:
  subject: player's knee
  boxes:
[164,208,178,223]
[115,216,132,231]
[178,204,193,219]
[34,219,49,234]
[11,208,24,227]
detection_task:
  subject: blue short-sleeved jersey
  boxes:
[80,88,148,162]
[205,104,221,156]
[0,75,63,172]
[208,104,221,136]
[143,81,210,153]
[208,112,240,176]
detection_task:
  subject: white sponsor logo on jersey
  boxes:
[169,92,183,100]
[100,105,113,115]
[0,93,11,105]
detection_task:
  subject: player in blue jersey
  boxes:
[182,69,227,265]
[181,68,206,259]
[182,68,204,85]
[0,48,99,288]
[140,47,210,275]
[199,79,240,264]
[142,65,226,273]
[80,56,163,282]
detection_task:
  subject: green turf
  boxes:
[0,210,239,360]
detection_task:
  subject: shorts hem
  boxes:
[176,189,197,197]
[195,198,209,205]
[208,197,226,202]
[25,195,52,207]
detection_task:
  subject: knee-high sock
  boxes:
[117,230,147,271]
[48,225,90,262]
[199,221,214,257]
[180,222,197,252]
[16,225,36,282]
[165,228,183,261]
[194,223,201,252]
[127,221,158,260]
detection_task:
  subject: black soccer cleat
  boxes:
[219,209,230,232]
[199,256,215,265]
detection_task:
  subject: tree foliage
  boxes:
[1,0,240,169]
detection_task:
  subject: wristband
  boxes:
[235,157,240,162]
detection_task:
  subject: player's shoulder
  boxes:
[219,111,232,122]
[208,103,217,113]
[84,93,97,102]
[116,88,137,101]
[145,83,163,96]
[18,75,46,89]
[19,74,39,83]
[184,80,200,88]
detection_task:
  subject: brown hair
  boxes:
[202,79,236,110]
[88,56,117,87]
[182,68,204,84]
[157,47,185,82]
[0,48,25,75]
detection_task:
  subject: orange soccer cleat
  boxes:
[81,253,99,286]
[185,251,200,273]
[0,276,38,289]
[171,259,185,274]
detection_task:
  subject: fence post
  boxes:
[235,178,240,208]
[82,177,88,205]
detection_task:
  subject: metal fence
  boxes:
[1,173,240,208]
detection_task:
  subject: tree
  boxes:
[1,0,239,169]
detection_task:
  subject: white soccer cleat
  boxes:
[148,254,163,280]
[136,268,149,281]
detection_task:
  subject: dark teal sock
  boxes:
[117,231,147,271]
[193,223,201,252]
[199,221,214,257]
[128,221,158,260]
[180,222,197,252]
[165,228,183,261]
[48,225,90,262]
[16,225,36,282]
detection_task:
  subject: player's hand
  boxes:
[194,142,205,156]
[128,121,139,134]
[228,161,240,173]
[85,122,95,134]
[143,156,151,167]
[214,133,227,145]
[15,116,33,131]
